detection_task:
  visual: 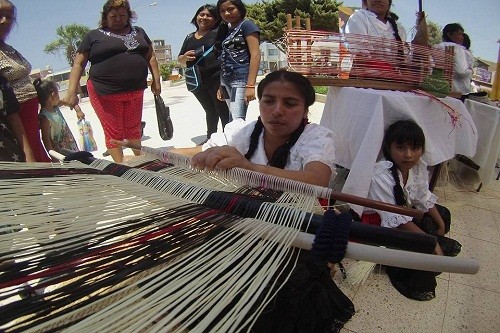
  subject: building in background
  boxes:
[153,39,172,65]
[259,42,287,73]
[29,66,53,80]
[473,58,496,92]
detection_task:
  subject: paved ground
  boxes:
[61,79,326,160]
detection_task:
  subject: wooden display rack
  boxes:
[284,14,457,95]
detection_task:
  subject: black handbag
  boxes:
[154,94,173,140]
[185,46,214,93]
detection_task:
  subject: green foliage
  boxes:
[44,24,91,67]
[427,20,442,46]
[159,61,178,81]
[314,86,328,95]
[247,0,342,50]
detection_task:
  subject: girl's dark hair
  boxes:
[191,4,221,30]
[386,17,402,42]
[463,32,471,50]
[33,78,58,106]
[257,70,315,107]
[442,23,464,42]
[216,0,246,18]
[100,0,136,29]
[382,120,426,206]
[245,70,314,169]
[215,0,247,49]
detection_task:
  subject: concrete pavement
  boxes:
[60,80,326,160]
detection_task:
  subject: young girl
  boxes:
[362,120,460,301]
[34,79,82,160]
[215,0,260,121]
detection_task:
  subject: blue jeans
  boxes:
[221,74,248,121]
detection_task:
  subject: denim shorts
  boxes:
[221,74,248,121]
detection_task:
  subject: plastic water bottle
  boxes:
[339,35,352,79]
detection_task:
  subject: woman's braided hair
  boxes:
[244,70,315,169]
[382,120,426,206]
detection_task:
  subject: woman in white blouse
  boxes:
[433,23,473,95]
[192,70,337,187]
[116,70,337,187]
[345,0,406,42]
[344,0,408,76]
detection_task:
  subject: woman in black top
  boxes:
[64,0,161,163]
[178,4,229,144]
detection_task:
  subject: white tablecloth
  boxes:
[465,99,500,187]
[320,87,478,214]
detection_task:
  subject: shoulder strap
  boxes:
[194,45,214,64]
[225,20,245,41]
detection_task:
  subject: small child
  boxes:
[34,79,82,160]
[362,120,460,301]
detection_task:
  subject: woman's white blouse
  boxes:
[433,41,473,94]
[345,9,407,41]
[364,160,438,228]
[203,119,337,181]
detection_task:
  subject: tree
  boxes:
[159,61,179,81]
[246,0,342,51]
[44,24,91,67]
[426,20,442,47]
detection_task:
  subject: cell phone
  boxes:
[194,46,205,59]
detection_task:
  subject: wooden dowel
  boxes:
[286,14,292,30]
[295,16,300,29]
[330,191,424,219]
[305,17,311,31]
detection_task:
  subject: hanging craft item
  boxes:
[77,118,98,152]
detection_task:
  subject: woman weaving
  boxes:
[116,70,337,187]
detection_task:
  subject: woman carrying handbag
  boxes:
[178,4,230,145]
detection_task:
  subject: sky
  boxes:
[8,0,499,74]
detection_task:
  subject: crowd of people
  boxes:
[0,0,478,312]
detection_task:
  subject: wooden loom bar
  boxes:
[56,149,424,220]
[329,191,423,219]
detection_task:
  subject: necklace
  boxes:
[99,27,139,51]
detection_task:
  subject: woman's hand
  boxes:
[151,80,161,95]
[76,108,85,120]
[191,146,252,171]
[63,93,79,109]
[110,139,142,151]
[179,50,197,66]
[434,243,444,256]
[217,86,225,101]
[245,86,256,104]
[415,11,425,26]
